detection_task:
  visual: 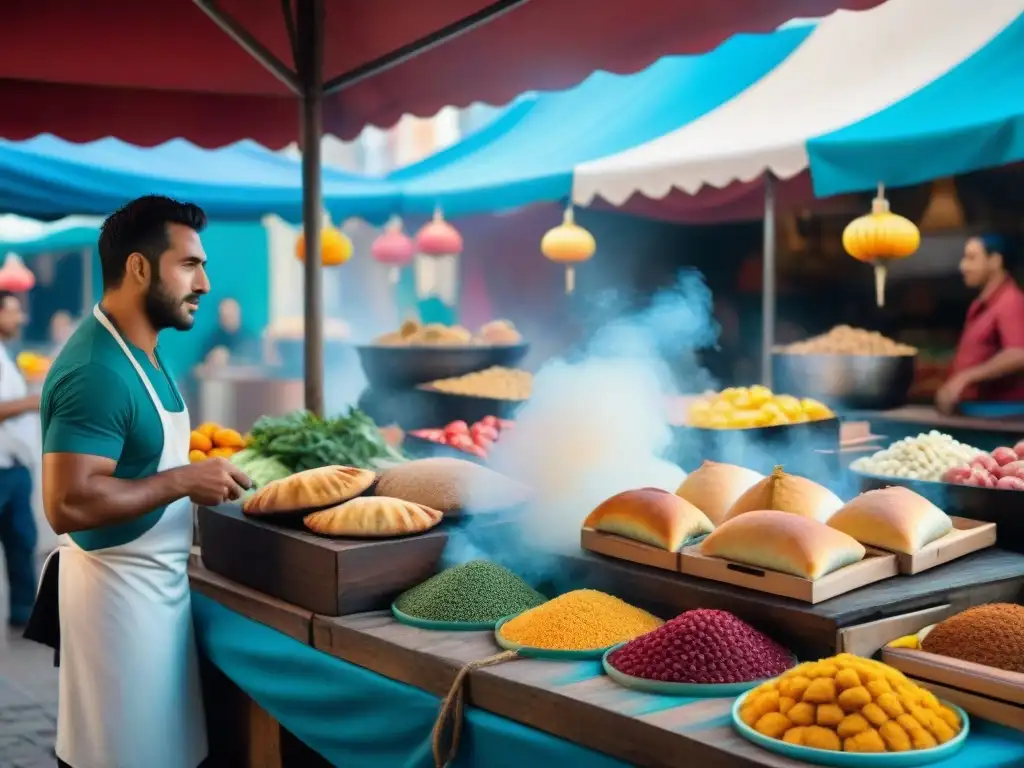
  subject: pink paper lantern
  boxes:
[371,218,416,284]
[415,211,463,258]
[0,254,36,293]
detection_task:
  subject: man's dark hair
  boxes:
[980,233,1017,271]
[98,195,207,290]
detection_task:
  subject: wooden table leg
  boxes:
[246,699,282,768]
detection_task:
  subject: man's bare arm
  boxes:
[43,453,191,535]
[0,395,39,423]
[42,453,250,535]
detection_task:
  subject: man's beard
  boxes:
[145,277,198,331]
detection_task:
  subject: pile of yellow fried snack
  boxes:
[739,654,961,753]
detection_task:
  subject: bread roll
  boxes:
[700,510,865,580]
[376,457,531,515]
[584,487,714,551]
[723,465,843,524]
[303,496,443,537]
[676,461,764,526]
[828,486,952,554]
[243,465,376,515]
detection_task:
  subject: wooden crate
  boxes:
[580,527,679,572]
[198,504,447,616]
[882,647,1024,732]
[888,517,996,575]
[679,547,898,604]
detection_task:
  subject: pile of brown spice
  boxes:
[921,603,1024,674]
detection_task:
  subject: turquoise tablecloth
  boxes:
[191,593,1024,767]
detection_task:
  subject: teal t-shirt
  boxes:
[40,312,185,551]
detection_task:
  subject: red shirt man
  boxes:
[937,234,1024,412]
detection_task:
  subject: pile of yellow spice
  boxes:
[498,589,662,651]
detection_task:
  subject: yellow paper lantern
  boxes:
[295,226,353,266]
[842,184,919,307]
[541,207,596,294]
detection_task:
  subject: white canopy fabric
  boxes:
[572,0,1024,206]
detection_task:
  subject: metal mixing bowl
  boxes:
[771,353,916,410]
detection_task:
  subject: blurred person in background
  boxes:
[936,234,1024,412]
[201,296,259,366]
[0,290,41,628]
[49,310,77,355]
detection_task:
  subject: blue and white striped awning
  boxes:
[573,0,1024,205]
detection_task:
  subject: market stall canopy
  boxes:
[807,10,1024,197]
[0,0,884,147]
[0,214,101,257]
[387,25,813,218]
[572,0,1024,206]
[0,135,397,222]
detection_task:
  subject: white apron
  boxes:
[55,305,207,768]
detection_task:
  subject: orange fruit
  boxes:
[188,450,208,463]
[189,431,213,453]
[208,447,238,460]
[212,428,244,449]
[197,422,220,439]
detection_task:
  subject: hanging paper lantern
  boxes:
[842,184,919,308]
[541,207,595,294]
[0,253,36,293]
[415,210,463,258]
[371,217,416,284]
[295,226,353,266]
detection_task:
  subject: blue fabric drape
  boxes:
[192,593,1024,768]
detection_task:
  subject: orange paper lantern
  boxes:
[295,226,353,266]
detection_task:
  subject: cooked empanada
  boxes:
[303,496,443,537]
[243,465,376,515]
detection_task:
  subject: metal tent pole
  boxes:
[296,0,326,416]
[761,173,777,389]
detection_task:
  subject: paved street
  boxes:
[0,552,59,767]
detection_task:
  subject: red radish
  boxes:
[448,434,474,451]
[942,466,972,484]
[445,420,469,433]
[471,424,498,442]
[992,447,1018,466]
[481,415,499,429]
[999,460,1024,479]
[965,468,993,487]
[972,454,1000,474]
[997,475,1024,491]
[1015,439,1024,458]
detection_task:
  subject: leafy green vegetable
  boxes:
[230,448,293,487]
[248,408,405,472]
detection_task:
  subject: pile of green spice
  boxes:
[395,560,546,624]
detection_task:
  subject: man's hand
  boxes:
[181,458,252,506]
[935,373,971,414]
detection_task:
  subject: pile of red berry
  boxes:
[410,416,514,459]
[608,609,793,684]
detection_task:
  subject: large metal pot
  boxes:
[356,343,528,389]
[771,353,916,410]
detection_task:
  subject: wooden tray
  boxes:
[870,517,996,575]
[881,647,1024,732]
[580,527,679,572]
[198,503,447,616]
[679,547,898,604]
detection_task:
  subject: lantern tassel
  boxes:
[874,263,887,308]
[565,266,576,294]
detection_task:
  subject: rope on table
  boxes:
[431,650,520,768]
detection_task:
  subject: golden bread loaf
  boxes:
[700,510,866,580]
[303,496,443,537]
[242,465,376,515]
[375,457,531,515]
[828,486,952,554]
[676,461,764,526]
[723,465,843,524]
[584,487,714,551]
